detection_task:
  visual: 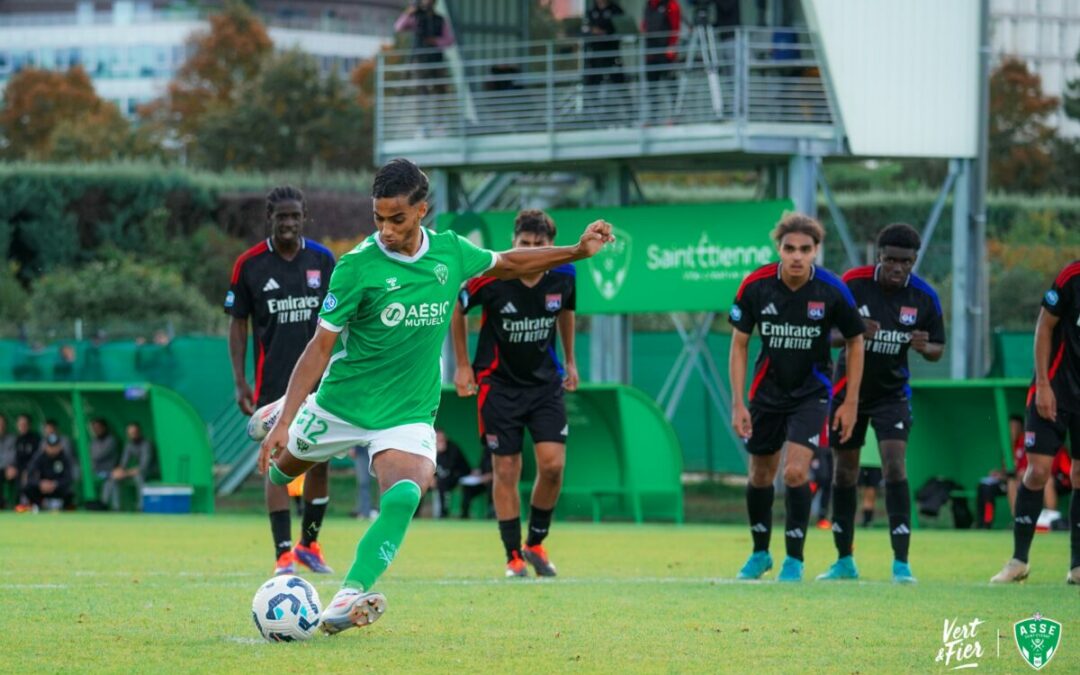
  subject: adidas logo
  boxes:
[750,523,769,533]
[858,305,871,318]
[831,522,843,533]
[894,421,905,430]
[262,278,281,292]
[1016,516,1033,525]
[785,528,805,539]
[762,303,779,316]
[808,434,820,447]
[500,301,518,314]
[891,524,911,535]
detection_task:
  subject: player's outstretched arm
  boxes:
[1033,308,1060,422]
[257,327,339,474]
[450,304,477,397]
[728,328,753,439]
[832,334,864,442]
[487,220,615,279]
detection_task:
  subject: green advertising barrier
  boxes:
[435,384,683,523]
[0,383,215,513]
[438,201,790,314]
[906,379,1030,528]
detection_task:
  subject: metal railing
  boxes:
[376,27,835,145]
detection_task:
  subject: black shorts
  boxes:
[746,396,829,455]
[858,467,883,488]
[479,381,567,456]
[831,396,913,450]
[1024,399,1080,459]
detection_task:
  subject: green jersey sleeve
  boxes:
[456,233,498,279]
[318,252,365,332]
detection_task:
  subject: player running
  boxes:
[227,186,336,576]
[728,213,865,582]
[991,260,1080,584]
[450,209,577,578]
[255,158,614,634]
[816,223,945,584]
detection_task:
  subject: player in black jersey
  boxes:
[728,213,865,582]
[451,209,577,578]
[816,223,945,584]
[226,186,337,576]
[992,260,1080,585]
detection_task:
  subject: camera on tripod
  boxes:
[689,0,718,27]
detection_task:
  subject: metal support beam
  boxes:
[589,165,631,384]
[786,154,817,217]
[815,158,860,268]
[950,159,972,380]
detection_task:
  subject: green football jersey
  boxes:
[316,228,497,429]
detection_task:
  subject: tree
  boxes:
[0,67,129,160]
[195,49,371,171]
[139,0,272,152]
[988,58,1059,193]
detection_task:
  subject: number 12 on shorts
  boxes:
[294,407,328,443]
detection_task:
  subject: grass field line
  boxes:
[4,575,1061,591]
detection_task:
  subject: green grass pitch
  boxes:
[2,513,1077,673]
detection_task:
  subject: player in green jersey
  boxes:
[254,158,614,635]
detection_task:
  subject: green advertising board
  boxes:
[437,201,791,314]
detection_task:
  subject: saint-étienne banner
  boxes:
[437,201,791,315]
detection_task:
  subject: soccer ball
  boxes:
[251,575,322,642]
[247,398,283,441]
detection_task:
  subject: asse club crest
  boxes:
[588,226,631,301]
[1014,613,1061,670]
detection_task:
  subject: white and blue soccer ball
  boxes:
[251,575,322,642]
[247,398,283,441]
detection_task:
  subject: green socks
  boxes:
[343,479,422,591]
[268,463,295,486]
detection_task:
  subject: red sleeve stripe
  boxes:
[831,375,848,397]
[1053,261,1080,287]
[841,266,875,283]
[748,356,770,401]
[1049,342,1066,381]
[230,241,269,285]
[466,276,498,296]
[735,264,778,301]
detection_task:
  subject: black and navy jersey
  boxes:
[729,263,864,406]
[833,265,945,403]
[583,1,625,48]
[1030,260,1080,412]
[459,265,576,388]
[225,238,335,405]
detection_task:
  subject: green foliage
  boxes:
[27,256,222,337]
[194,50,372,171]
[0,263,29,333]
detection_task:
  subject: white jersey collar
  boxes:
[375,228,429,263]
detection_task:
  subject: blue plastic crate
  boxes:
[141,485,193,514]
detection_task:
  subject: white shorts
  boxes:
[287,395,436,475]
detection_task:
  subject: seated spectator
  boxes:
[459,447,494,520]
[20,432,77,511]
[434,429,471,518]
[7,414,41,507]
[53,344,77,381]
[87,418,118,510]
[0,415,15,509]
[102,422,158,511]
[135,331,177,385]
[40,419,78,483]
